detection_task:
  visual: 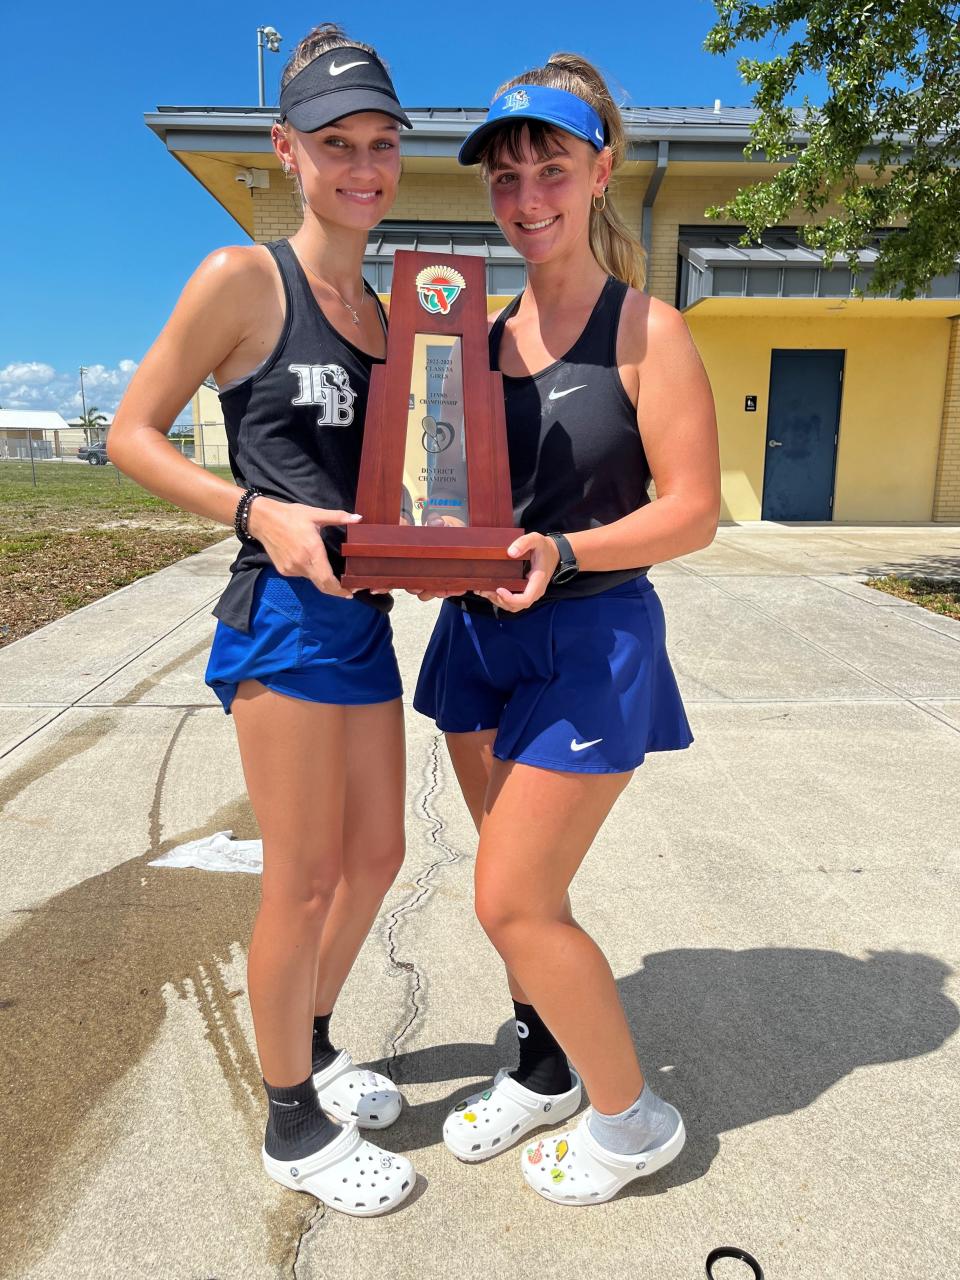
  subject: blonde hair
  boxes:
[278,23,393,210]
[280,23,380,93]
[480,53,645,290]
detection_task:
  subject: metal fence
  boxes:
[0,425,231,485]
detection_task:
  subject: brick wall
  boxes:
[251,169,496,242]
[252,171,303,242]
[933,317,960,521]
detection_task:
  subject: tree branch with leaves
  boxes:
[704,0,960,296]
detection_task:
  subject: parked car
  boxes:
[79,441,110,465]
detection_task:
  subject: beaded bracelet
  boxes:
[234,486,263,544]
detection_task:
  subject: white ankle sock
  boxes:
[587,1083,678,1155]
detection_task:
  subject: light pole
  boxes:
[257,26,282,107]
[79,365,88,434]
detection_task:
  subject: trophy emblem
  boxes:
[415,265,467,316]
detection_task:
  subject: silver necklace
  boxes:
[299,255,365,326]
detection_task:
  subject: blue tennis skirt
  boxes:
[205,570,402,714]
[413,575,692,774]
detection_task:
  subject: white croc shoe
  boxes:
[262,1122,415,1217]
[313,1050,403,1129]
[521,1104,685,1205]
[443,1068,582,1163]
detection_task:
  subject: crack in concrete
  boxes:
[382,732,461,1083]
[291,1201,326,1279]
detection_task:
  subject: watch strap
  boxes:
[547,532,578,583]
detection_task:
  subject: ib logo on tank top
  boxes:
[288,364,357,427]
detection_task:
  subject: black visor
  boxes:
[279,46,411,132]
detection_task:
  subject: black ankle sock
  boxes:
[508,1001,572,1095]
[312,1013,338,1075]
[263,1075,340,1160]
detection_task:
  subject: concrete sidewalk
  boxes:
[1,525,958,1279]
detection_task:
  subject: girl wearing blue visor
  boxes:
[110,24,418,1215]
[414,54,720,1204]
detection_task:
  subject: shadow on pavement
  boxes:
[856,550,960,580]
[383,945,959,1197]
[3,833,955,1268]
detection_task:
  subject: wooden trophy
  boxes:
[342,250,524,593]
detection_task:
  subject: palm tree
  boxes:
[78,406,108,445]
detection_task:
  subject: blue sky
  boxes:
[1,0,826,420]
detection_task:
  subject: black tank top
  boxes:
[486,275,651,607]
[213,239,389,632]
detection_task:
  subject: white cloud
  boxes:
[0,359,139,418]
[0,362,56,385]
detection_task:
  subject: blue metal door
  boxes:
[762,350,844,521]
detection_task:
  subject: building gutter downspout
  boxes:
[641,140,669,290]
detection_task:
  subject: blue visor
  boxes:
[458,85,606,166]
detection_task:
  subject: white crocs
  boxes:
[521,1105,685,1205]
[262,1123,415,1217]
[313,1050,402,1129]
[443,1068,582,1163]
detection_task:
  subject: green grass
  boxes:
[866,575,960,621]
[0,459,234,529]
[0,460,233,646]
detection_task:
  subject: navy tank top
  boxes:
[213,239,389,632]
[486,275,651,606]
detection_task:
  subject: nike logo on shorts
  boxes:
[570,738,603,752]
[330,60,369,75]
[548,384,587,400]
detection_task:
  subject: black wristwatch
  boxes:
[546,532,579,584]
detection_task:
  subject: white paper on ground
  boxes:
[149,830,263,874]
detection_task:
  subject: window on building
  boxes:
[362,222,523,297]
[745,267,781,296]
[488,263,526,294]
[929,271,960,299]
[819,268,853,297]
[713,268,745,296]
[781,268,819,297]
[363,261,393,293]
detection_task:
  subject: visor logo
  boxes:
[329,60,369,76]
[503,89,530,112]
[415,265,467,315]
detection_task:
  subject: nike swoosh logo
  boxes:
[595,129,604,143]
[330,60,369,75]
[570,738,603,752]
[548,384,587,400]
[271,1100,300,1107]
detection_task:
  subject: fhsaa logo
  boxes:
[503,88,530,113]
[415,265,467,316]
[288,363,357,427]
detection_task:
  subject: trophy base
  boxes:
[342,524,526,594]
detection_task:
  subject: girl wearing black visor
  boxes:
[110,25,417,1216]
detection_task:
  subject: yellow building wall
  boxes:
[191,383,230,468]
[687,313,951,522]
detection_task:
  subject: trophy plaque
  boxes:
[342,250,524,593]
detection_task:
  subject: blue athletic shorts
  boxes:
[205,570,402,714]
[413,575,692,774]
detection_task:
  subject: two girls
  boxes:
[111,27,718,1217]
